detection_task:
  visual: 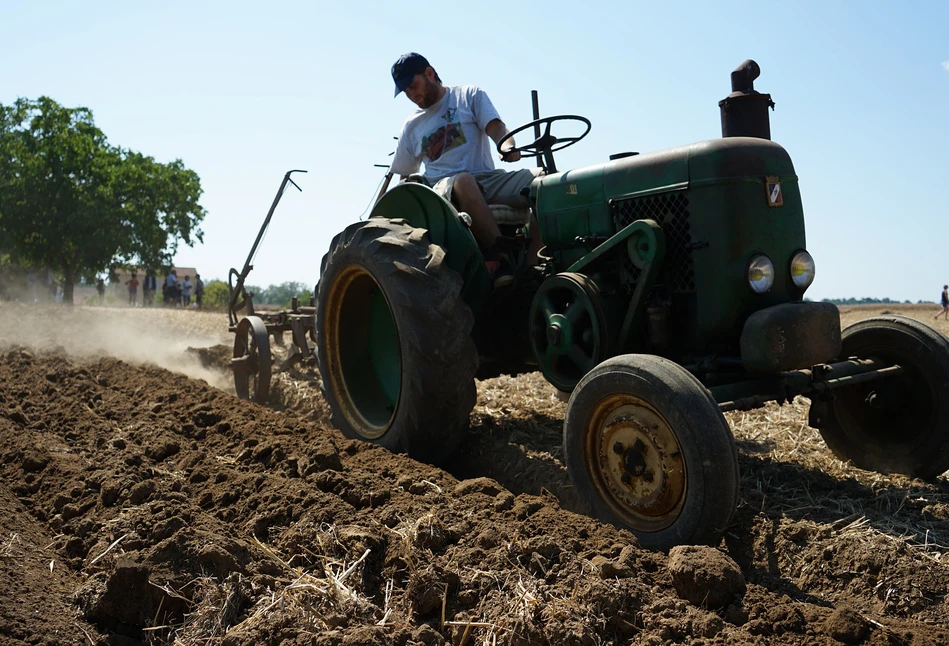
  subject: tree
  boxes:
[0,97,205,303]
[255,281,313,308]
[201,280,230,310]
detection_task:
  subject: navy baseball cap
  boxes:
[391,52,430,97]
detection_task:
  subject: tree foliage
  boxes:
[0,97,206,303]
[251,281,314,308]
[201,280,230,310]
[196,279,313,311]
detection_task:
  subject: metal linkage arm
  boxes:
[227,170,306,327]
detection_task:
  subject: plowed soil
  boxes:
[1,303,948,645]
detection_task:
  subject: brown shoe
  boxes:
[485,257,514,289]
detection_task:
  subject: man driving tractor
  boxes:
[389,52,542,288]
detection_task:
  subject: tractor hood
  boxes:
[534,136,795,215]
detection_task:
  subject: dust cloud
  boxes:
[0,303,233,390]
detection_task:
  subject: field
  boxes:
[1,303,948,645]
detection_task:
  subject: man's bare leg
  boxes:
[451,172,500,250]
[451,172,515,287]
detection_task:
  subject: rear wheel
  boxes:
[564,355,739,550]
[316,219,478,464]
[810,316,949,479]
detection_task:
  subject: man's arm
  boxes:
[485,119,521,162]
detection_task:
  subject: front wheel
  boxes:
[809,316,949,479]
[564,355,739,550]
[316,219,478,464]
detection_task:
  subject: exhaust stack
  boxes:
[719,59,775,140]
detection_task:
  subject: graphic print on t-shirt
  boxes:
[421,106,467,162]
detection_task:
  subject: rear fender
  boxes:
[371,183,490,313]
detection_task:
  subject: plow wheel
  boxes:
[810,316,949,479]
[530,273,609,393]
[316,219,478,464]
[232,315,272,403]
[564,354,739,550]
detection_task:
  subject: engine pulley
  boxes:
[529,273,609,393]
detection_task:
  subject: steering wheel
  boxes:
[496,115,591,173]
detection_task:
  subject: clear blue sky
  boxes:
[3,1,948,302]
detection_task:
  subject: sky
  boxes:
[2,0,948,302]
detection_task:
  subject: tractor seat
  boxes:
[489,203,531,227]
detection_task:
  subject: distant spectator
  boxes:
[26,271,38,303]
[96,278,105,305]
[175,280,183,307]
[936,285,949,321]
[164,270,177,307]
[194,273,204,309]
[182,275,193,307]
[142,270,158,307]
[47,270,57,303]
[126,275,139,306]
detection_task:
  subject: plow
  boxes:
[227,169,313,403]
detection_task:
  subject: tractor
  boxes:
[314,60,949,550]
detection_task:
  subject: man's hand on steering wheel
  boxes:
[495,115,591,174]
[500,143,521,163]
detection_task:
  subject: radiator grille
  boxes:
[613,192,695,293]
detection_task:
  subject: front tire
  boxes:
[810,316,949,479]
[564,355,739,550]
[316,219,478,464]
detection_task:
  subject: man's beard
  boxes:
[417,79,441,109]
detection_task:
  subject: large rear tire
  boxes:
[564,355,739,550]
[810,316,949,479]
[316,219,478,464]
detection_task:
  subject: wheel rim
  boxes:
[232,316,271,403]
[323,264,401,439]
[834,344,936,454]
[530,273,607,392]
[583,394,687,531]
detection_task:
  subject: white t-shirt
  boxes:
[390,85,501,181]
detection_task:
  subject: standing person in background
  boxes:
[164,270,177,307]
[126,274,139,306]
[182,275,193,307]
[96,278,105,305]
[194,273,204,309]
[142,270,158,307]
[936,285,949,321]
[26,271,37,303]
[47,270,57,303]
[174,278,183,307]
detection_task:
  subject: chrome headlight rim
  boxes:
[747,254,775,294]
[790,250,816,289]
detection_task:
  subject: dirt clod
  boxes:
[668,544,746,608]
[825,606,870,644]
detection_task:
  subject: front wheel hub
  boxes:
[587,395,687,530]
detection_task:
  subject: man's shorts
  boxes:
[429,168,540,209]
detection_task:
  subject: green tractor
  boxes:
[315,60,949,550]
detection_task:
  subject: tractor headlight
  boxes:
[790,250,815,289]
[747,254,775,294]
